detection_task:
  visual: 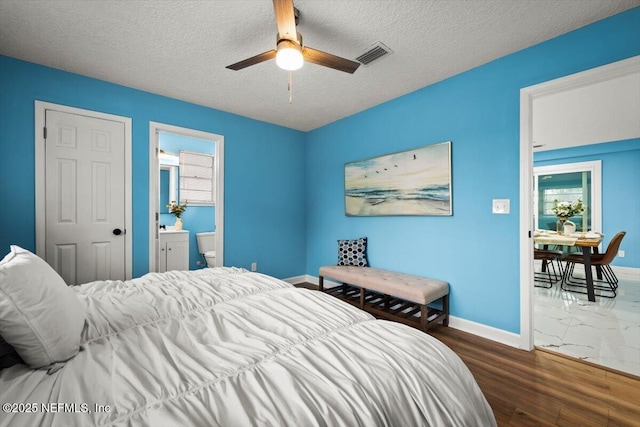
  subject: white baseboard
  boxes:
[286,268,639,350]
[612,265,640,281]
[282,275,309,285]
[534,262,640,282]
[290,274,521,349]
[448,316,520,348]
[561,265,640,282]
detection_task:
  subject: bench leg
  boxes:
[318,276,324,291]
[420,304,428,331]
[442,294,449,327]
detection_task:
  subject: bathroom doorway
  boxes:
[149,122,224,272]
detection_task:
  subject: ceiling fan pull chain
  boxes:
[288,71,293,104]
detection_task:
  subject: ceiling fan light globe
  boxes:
[276,41,303,71]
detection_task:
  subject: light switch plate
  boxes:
[492,199,510,214]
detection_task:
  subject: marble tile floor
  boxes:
[534,271,640,377]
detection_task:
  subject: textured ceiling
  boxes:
[0,1,638,131]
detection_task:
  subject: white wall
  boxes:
[532,66,640,151]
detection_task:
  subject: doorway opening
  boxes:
[520,56,640,376]
[148,122,224,273]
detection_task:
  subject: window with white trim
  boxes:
[179,150,215,205]
[533,160,601,233]
[542,187,583,215]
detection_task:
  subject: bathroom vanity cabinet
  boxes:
[159,230,189,272]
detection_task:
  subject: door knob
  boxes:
[113,228,123,236]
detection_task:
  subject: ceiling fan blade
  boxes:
[273,0,297,41]
[226,50,277,71]
[302,47,360,74]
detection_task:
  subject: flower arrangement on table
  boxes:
[167,200,187,218]
[551,199,584,234]
[551,199,585,219]
[167,200,187,230]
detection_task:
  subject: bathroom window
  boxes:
[179,150,215,205]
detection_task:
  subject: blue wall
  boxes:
[0,56,307,279]
[305,8,640,334]
[535,139,640,268]
[0,7,638,335]
[158,132,216,270]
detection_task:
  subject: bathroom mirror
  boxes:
[159,164,178,213]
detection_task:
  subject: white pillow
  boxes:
[0,245,86,369]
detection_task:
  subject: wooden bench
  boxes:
[318,266,449,331]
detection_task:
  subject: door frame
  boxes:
[148,122,224,272]
[34,101,133,280]
[519,55,640,350]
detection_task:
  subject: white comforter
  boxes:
[0,268,496,427]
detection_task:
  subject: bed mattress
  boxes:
[0,267,495,426]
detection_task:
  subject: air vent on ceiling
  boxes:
[355,42,393,65]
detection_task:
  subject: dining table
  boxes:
[533,231,604,302]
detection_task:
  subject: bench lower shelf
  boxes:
[322,284,448,331]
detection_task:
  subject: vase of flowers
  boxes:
[167,200,187,230]
[551,199,584,234]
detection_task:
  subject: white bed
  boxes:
[1,262,496,426]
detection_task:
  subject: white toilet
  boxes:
[196,232,216,267]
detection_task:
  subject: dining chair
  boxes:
[534,248,563,288]
[561,231,626,298]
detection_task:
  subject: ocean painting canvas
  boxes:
[345,141,452,216]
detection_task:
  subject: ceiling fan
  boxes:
[226,0,360,74]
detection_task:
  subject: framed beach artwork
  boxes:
[345,141,452,216]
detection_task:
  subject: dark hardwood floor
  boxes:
[295,283,640,426]
[429,327,640,427]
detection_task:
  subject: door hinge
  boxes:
[43,127,47,139]
[528,230,532,238]
[155,212,159,221]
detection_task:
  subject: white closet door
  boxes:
[45,109,126,285]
